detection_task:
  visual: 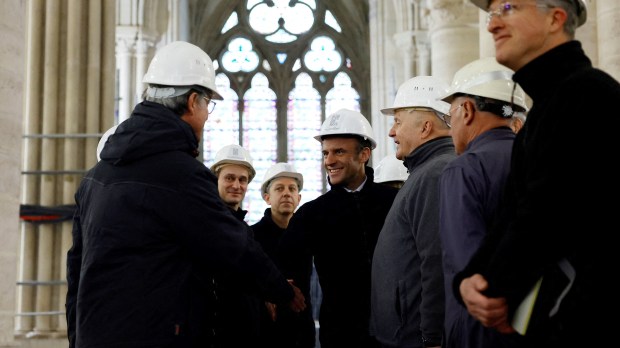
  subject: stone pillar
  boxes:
[477,10,495,58]
[597,0,620,80]
[576,0,598,66]
[0,0,25,347]
[134,37,151,106]
[393,31,416,80]
[369,0,395,161]
[428,0,480,84]
[416,33,431,75]
[116,28,137,123]
[15,0,116,344]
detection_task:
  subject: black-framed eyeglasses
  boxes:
[202,96,217,113]
[443,103,463,127]
[486,2,552,26]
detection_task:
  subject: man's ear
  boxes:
[462,100,476,126]
[186,92,200,114]
[420,118,434,138]
[359,146,371,163]
[549,7,568,33]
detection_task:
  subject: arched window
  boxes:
[201,0,368,224]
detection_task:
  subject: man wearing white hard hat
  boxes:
[438,56,527,348]
[455,1,620,346]
[209,143,265,347]
[280,109,399,348]
[370,76,455,348]
[251,163,315,348]
[211,144,256,219]
[373,155,409,189]
[67,41,305,348]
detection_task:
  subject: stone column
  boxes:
[116,28,137,123]
[477,10,495,58]
[14,0,116,344]
[134,36,151,107]
[0,1,25,346]
[597,0,620,80]
[416,34,431,75]
[427,0,479,84]
[369,0,395,161]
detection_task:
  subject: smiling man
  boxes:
[211,144,256,218]
[210,143,264,347]
[279,109,399,348]
[455,0,620,347]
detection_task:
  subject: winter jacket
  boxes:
[66,101,294,348]
[439,127,521,348]
[370,136,455,348]
[213,207,263,348]
[280,167,398,348]
[252,208,316,348]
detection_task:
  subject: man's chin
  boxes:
[328,176,342,186]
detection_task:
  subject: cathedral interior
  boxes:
[0,0,617,347]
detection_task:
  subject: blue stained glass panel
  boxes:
[242,73,278,224]
[325,72,360,115]
[288,73,323,206]
[204,73,240,167]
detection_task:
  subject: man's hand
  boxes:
[265,302,277,321]
[460,274,515,333]
[287,279,306,313]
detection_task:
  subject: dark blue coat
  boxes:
[440,127,521,348]
[252,208,316,348]
[66,101,294,348]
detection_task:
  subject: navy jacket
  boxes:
[213,208,263,348]
[66,101,294,348]
[439,127,521,348]
[252,208,316,348]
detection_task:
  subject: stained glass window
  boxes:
[242,73,277,223]
[207,0,367,225]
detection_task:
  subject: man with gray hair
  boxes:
[438,56,528,348]
[66,41,305,348]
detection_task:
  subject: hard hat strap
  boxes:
[146,86,192,98]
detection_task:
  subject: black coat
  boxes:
[213,208,263,348]
[252,208,316,348]
[279,168,398,348]
[66,101,293,348]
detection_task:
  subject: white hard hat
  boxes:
[210,144,256,181]
[143,41,223,100]
[260,162,304,194]
[314,108,377,149]
[96,125,118,162]
[470,0,587,27]
[441,57,528,115]
[374,155,409,183]
[381,76,451,116]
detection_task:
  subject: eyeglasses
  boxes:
[443,104,463,127]
[202,96,217,113]
[486,2,552,26]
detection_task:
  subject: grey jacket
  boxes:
[370,136,455,348]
